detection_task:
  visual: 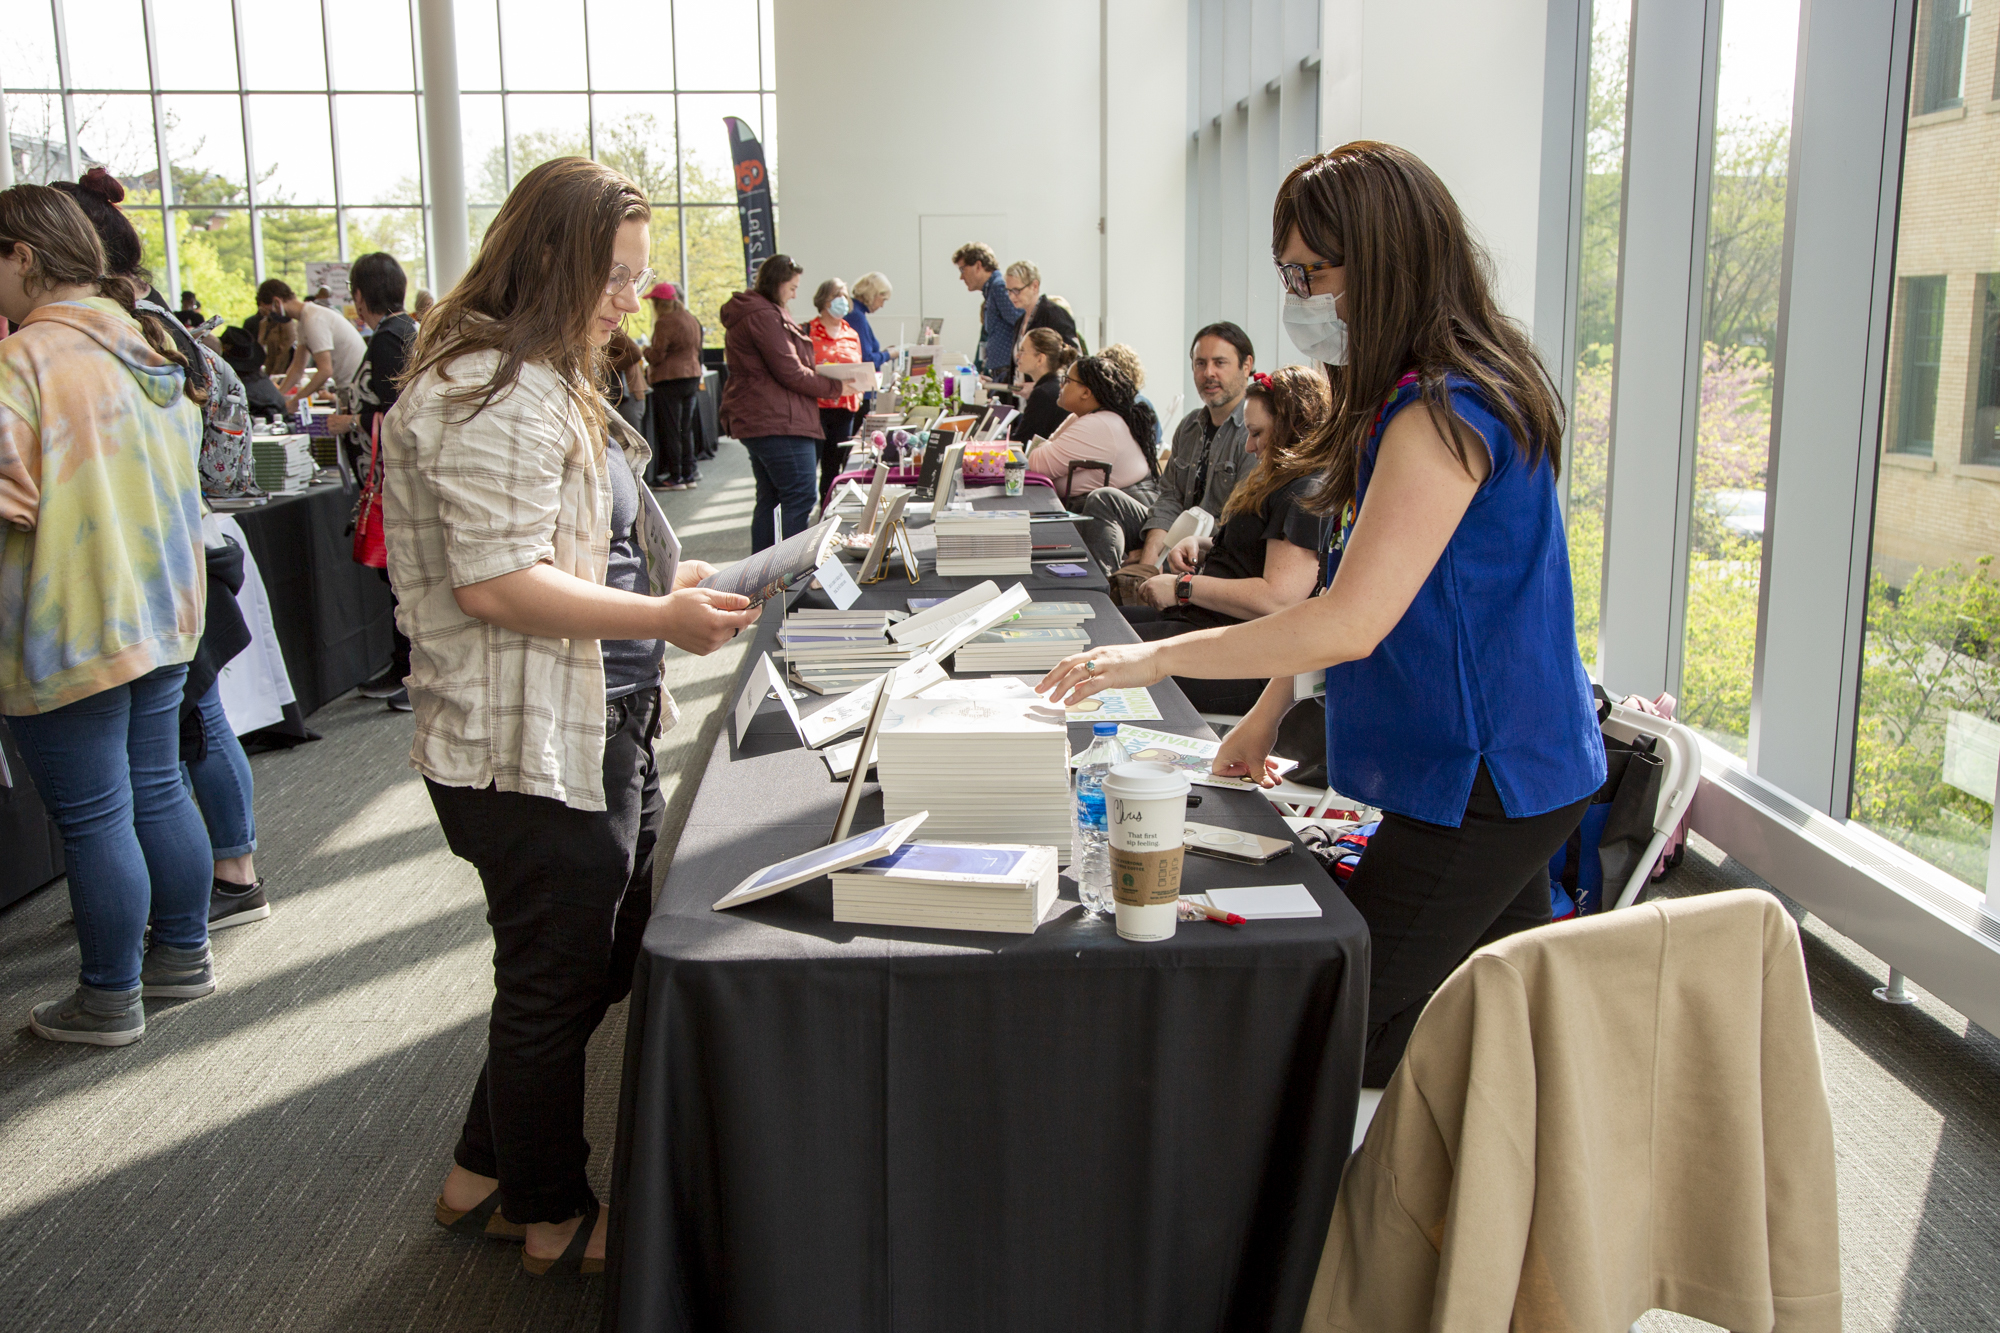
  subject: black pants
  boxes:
[1119,606,1270,716]
[377,569,411,682]
[425,687,664,1223]
[652,377,701,486]
[1346,763,1590,1085]
[817,407,857,508]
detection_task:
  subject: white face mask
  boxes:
[1283,291,1348,366]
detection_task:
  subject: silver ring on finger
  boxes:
[1084,659,1099,677]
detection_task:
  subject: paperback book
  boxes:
[875,694,1073,859]
[830,841,1060,934]
[700,514,844,605]
[712,811,930,911]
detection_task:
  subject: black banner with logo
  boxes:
[724,116,776,289]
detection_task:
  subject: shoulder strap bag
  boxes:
[351,415,388,569]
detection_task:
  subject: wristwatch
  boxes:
[1175,575,1195,607]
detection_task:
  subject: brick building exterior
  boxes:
[1872,0,2000,586]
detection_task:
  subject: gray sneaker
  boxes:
[29,985,146,1047]
[141,942,217,999]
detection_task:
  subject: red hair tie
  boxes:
[1249,371,1273,390]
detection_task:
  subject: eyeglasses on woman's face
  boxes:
[605,264,657,297]
[1275,258,1340,299]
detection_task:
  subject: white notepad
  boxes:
[1198,884,1322,920]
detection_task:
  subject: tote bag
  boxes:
[351,417,387,569]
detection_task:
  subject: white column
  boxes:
[0,80,13,189]
[139,0,180,303]
[1533,0,1591,492]
[1595,0,1725,700]
[417,0,469,293]
[1098,0,1110,352]
[1748,0,1917,815]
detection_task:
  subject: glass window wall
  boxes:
[1852,1,2000,886]
[1677,0,1801,754]
[453,0,776,344]
[4,0,774,342]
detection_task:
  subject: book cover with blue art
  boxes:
[860,843,1031,879]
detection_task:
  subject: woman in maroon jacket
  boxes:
[720,255,847,551]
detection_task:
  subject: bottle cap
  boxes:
[1092,721,1120,736]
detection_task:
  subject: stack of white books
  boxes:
[933,509,1032,576]
[953,600,1096,672]
[875,695,1073,860]
[780,608,918,693]
[251,434,316,494]
[955,623,1092,672]
[830,842,1059,933]
[1012,601,1096,627]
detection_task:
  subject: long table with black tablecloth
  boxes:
[603,500,1369,1332]
[231,483,396,718]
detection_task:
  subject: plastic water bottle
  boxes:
[1072,722,1131,916]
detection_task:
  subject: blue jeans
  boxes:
[6,664,213,991]
[741,434,820,552]
[182,678,257,858]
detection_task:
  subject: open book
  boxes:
[699,514,844,606]
[816,362,881,395]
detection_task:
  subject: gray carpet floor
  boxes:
[1,443,1995,1330]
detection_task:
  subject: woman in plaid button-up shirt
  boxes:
[383,158,760,1276]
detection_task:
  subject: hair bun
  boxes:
[79,166,126,205]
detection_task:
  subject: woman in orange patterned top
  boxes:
[809,277,864,506]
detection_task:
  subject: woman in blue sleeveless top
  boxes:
[1041,143,1605,1084]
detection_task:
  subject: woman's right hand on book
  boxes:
[657,588,760,655]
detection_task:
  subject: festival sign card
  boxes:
[1078,724,1297,792]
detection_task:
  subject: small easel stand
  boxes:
[860,520,921,585]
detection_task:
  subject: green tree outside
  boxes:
[1853,563,2000,884]
[1570,17,1997,881]
[475,114,747,346]
[1570,13,1787,753]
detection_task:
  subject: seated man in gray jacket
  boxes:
[1088,322,1255,577]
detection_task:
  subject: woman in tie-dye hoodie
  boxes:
[0,184,216,1048]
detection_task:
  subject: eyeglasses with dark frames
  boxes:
[1275,258,1340,299]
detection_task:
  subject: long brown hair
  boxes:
[0,182,204,402]
[403,157,648,433]
[1223,366,1332,522]
[1272,142,1563,516]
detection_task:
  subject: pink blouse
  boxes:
[1031,411,1150,498]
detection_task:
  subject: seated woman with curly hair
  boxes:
[1119,364,1332,716]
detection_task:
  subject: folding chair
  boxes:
[1598,694,1701,910]
[1064,460,1112,496]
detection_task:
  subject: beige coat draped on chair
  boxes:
[1307,888,1842,1333]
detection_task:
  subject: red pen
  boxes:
[1196,902,1248,925]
